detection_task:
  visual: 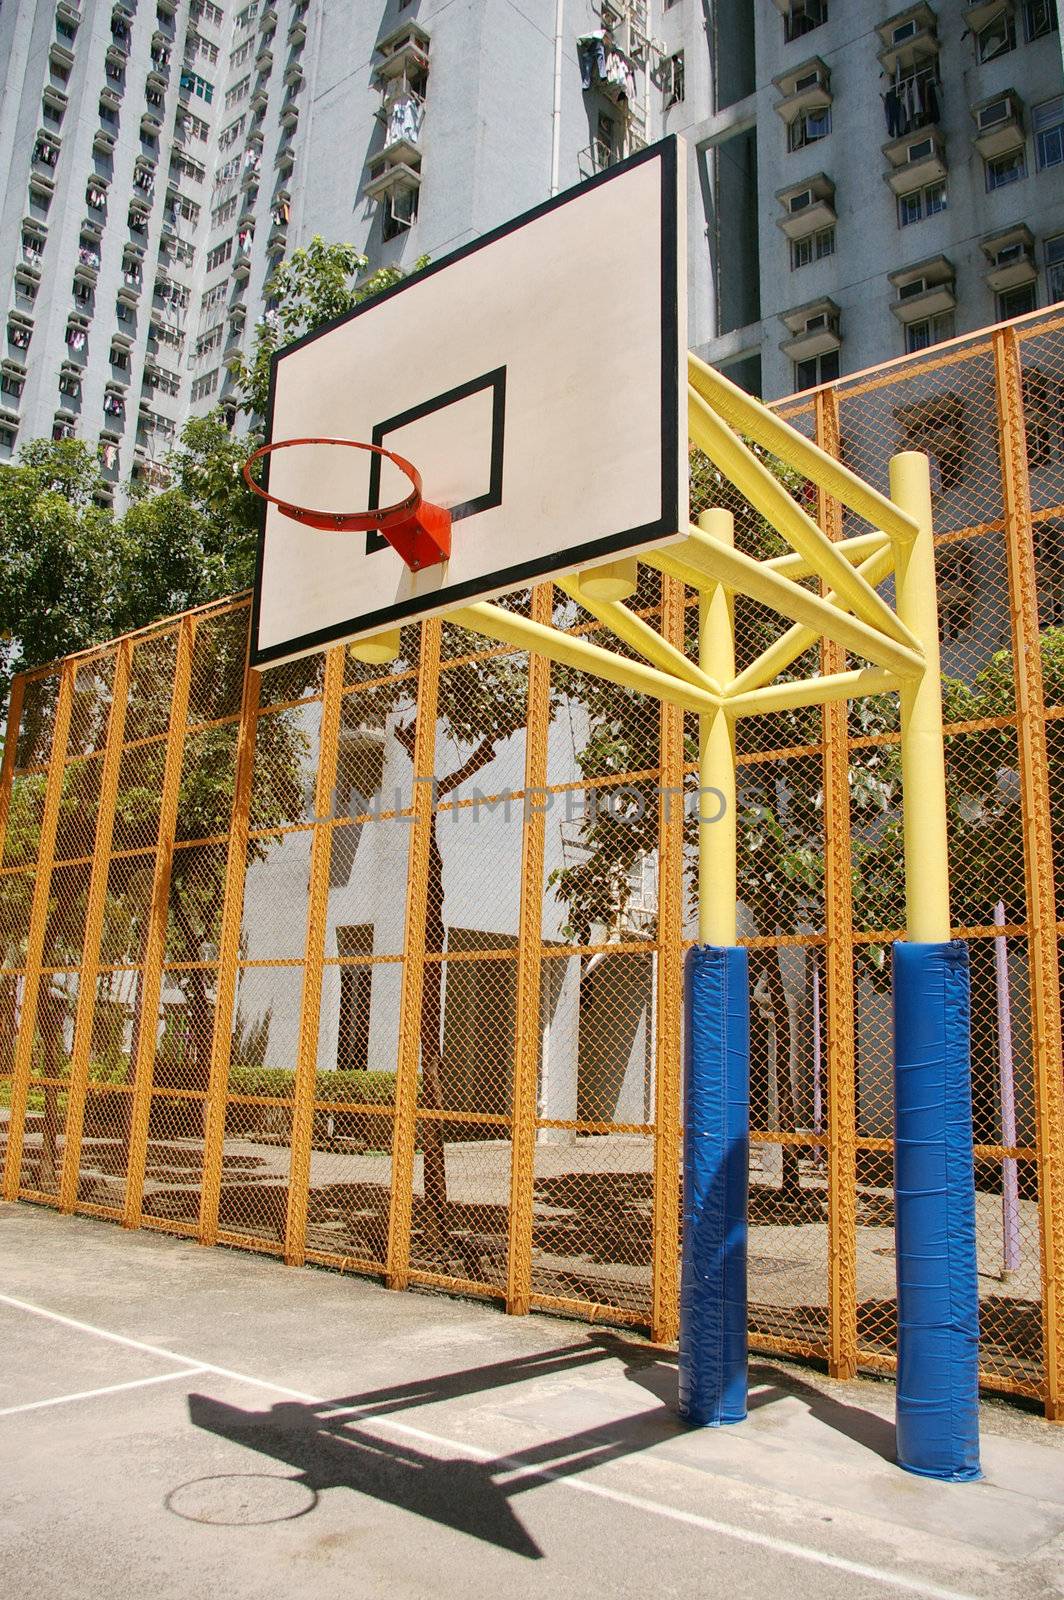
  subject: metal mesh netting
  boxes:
[1,307,1063,1408]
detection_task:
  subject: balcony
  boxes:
[772,57,831,122]
[255,44,273,71]
[776,173,836,239]
[889,256,956,322]
[373,21,430,85]
[981,224,1037,293]
[779,297,842,362]
[883,127,948,193]
[972,90,1025,159]
[50,42,75,72]
[363,155,421,205]
[55,0,80,29]
[876,3,939,76]
[965,0,1014,31]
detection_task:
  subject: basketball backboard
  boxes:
[250,137,687,668]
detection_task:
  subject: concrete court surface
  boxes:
[1,1207,1063,1600]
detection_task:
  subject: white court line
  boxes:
[0,1290,976,1600]
[0,1367,208,1418]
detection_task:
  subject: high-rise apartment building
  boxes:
[0,0,1061,492]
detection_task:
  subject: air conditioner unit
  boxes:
[978,98,1010,131]
[789,188,813,212]
[899,277,929,299]
[805,311,830,331]
[994,242,1026,266]
[892,18,919,43]
[907,136,934,161]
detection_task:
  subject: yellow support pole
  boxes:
[647,532,924,681]
[285,643,344,1266]
[730,542,897,696]
[124,615,195,1229]
[59,641,132,1213]
[2,663,74,1201]
[576,558,638,601]
[687,352,919,547]
[506,584,552,1315]
[727,667,898,718]
[763,530,890,581]
[199,652,261,1246]
[698,510,736,947]
[387,616,443,1290]
[556,574,720,694]
[890,452,950,943]
[651,572,685,1345]
[687,385,920,650]
[994,326,1064,1421]
[450,601,721,717]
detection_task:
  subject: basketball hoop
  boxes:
[242,437,452,572]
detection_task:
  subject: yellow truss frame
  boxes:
[350,350,949,951]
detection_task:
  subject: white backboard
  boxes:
[251,138,687,667]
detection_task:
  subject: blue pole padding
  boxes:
[679,944,749,1427]
[892,940,981,1482]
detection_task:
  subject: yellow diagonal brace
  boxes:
[730,540,897,695]
[645,530,923,679]
[688,352,919,546]
[556,574,720,695]
[727,666,899,718]
[764,529,889,581]
[449,602,722,717]
[687,384,920,652]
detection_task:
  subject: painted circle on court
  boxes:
[165,1473,318,1526]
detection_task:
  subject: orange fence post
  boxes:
[506,585,553,1315]
[59,642,132,1213]
[387,617,443,1290]
[200,632,260,1246]
[816,388,859,1379]
[995,326,1064,1420]
[2,664,73,1200]
[123,616,195,1229]
[651,572,685,1345]
[284,644,344,1266]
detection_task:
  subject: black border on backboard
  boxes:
[250,136,681,668]
[364,365,507,553]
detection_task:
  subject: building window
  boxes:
[784,0,827,43]
[1024,0,1058,40]
[905,311,955,353]
[898,179,947,226]
[224,75,251,109]
[1034,96,1064,170]
[997,283,1037,321]
[211,197,238,227]
[986,148,1028,190]
[230,38,254,68]
[978,11,1016,60]
[790,225,835,269]
[663,51,684,107]
[1,373,25,400]
[382,187,419,240]
[190,370,219,402]
[788,107,831,151]
[206,237,233,271]
[180,69,214,102]
[1047,234,1064,303]
[793,349,839,392]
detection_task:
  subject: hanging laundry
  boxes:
[576,30,608,91]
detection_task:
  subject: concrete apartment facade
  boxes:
[1,0,1061,488]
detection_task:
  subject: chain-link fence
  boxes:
[2,306,1063,1413]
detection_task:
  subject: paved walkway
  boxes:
[1,1202,1062,1600]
